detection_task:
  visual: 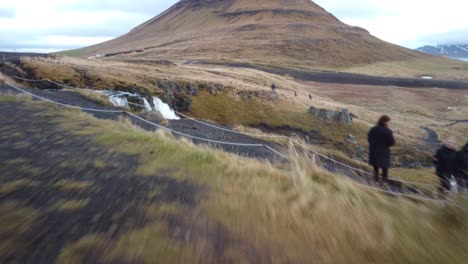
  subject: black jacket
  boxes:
[368,125,396,168]
[434,146,457,177]
[457,144,468,179]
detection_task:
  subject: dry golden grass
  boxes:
[10,55,466,169]
[52,199,90,211]
[63,88,113,107]
[305,81,468,148]
[53,179,92,192]
[344,57,468,81]
[25,96,462,263]
[0,202,40,261]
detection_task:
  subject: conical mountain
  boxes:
[75,0,423,68]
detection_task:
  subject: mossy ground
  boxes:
[191,90,369,155]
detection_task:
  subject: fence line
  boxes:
[3,82,452,202]
[6,77,441,189]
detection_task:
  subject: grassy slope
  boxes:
[2,94,466,263]
[343,57,468,81]
[9,57,451,168]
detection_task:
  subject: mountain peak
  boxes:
[76,0,422,68]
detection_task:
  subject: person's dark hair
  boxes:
[378,115,391,126]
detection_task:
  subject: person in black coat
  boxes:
[456,142,468,191]
[433,138,458,195]
[368,115,396,183]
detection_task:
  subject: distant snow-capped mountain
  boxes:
[417,44,468,58]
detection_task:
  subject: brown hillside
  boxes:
[70,0,424,68]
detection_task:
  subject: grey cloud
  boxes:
[0,9,152,51]
[315,0,395,19]
[417,29,468,45]
[0,7,15,18]
[0,30,111,51]
[326,5,394,19]
[46,15,147,37]
[58,0,177,16]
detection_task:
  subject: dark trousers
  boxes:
[456,175,467,192]
[438,174,451,193]
[373,166,388,182]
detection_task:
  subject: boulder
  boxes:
[308,107,354,125]
[143,110,164,123]
[337,109,353,125]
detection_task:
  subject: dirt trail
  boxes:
[0,84,436,197]
[422,127,441,151]
[1,84,283,161]
[0,100,200,263]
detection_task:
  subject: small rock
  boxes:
[347,134,358,144]
[241,94,250,101]
[91,214,102,224]
[209,86,217,95]
[188,85,198,96]
[215,83,224,92]
[354,146,367,161]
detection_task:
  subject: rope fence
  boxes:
[4,82,289,158]
[3,76,461,202]
[7,77,440,185]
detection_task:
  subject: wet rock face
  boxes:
[174,95,192,112]
[156,80,193,112]
[156,79,227,112]
[308,107,354,125]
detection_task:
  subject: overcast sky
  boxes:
[0,0,467,53]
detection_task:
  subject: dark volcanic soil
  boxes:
[187,61,468,89]
[0,100,198,263]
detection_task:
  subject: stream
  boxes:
[100,91,180,120]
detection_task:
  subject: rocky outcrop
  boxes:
[155,80,228,112]
[308,107,354,125]
[238,90,279,101]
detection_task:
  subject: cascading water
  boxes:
[153,97,180,120]
[108,94,130,108]
[142,98,153,112]
[101,90,179,120]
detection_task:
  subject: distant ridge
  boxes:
[70,0,425,68]
[417,44,468,58]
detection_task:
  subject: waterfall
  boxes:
[142,98,153,112]
[100,90,179,120]
[108,94,129,108]
[153,97,180,120]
